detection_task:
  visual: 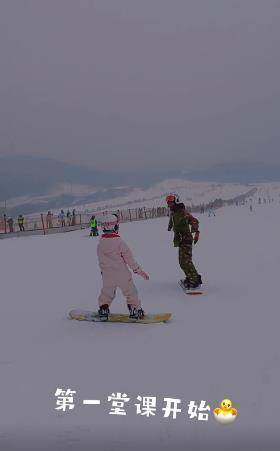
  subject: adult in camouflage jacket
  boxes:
[166,194,202,288]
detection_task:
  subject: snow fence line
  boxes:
[0,207,170,240]
[0,189,255,240]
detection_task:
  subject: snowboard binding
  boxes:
[98,304,110,321]
[128,305,145,320]
[183,275,202,290]
[179,275,203,295]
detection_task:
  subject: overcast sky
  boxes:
[0,0,280,173]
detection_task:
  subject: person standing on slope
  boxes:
[7,217,14,233]
[96,213,149,321]
[18,214,25,232]
[58,210,66,227]
[66,210,72,226]
[89,215,99,236]
[166,193,202,289]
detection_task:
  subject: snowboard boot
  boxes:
[182,277,191,289]
[188,275,203,290]
[183,274,202,290]
[98,304,110,321]
[128,304,145,320]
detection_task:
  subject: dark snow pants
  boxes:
[178,243,199,283]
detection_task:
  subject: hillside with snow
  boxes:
[4,170,280,216]
[1,201,279,450]
[75,179,280,212]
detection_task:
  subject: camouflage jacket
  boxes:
[168,203,199,247]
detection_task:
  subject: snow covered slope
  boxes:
[5,178,280,216]
[74,179,280,212]
[0,201,279,450]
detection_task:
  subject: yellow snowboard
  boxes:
[68,309,172,324]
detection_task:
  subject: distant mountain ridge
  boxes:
[1,155,280,215]
[0,155,125,201]
[0,155,175,203]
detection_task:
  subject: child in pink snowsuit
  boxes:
[97,213,149,320]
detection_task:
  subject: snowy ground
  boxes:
[1,202,280,450]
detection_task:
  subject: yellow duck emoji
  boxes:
[213,399,238,424]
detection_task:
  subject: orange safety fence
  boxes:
[0,207,171,236]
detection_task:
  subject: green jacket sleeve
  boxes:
[167,215,173,231]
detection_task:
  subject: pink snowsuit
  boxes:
[97,232,142,308]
